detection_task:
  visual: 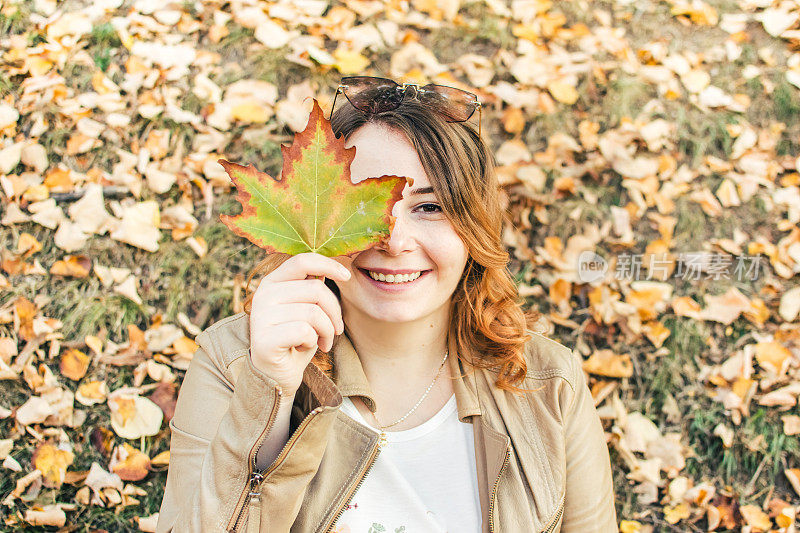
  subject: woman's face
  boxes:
[333,122,469,324]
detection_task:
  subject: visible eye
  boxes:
[415,203,442,214]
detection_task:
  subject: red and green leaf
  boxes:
[219,98,407,257]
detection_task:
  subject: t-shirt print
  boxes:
[332,394,482,533]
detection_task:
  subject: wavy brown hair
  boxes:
[243,92,542,393]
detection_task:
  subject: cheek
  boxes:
[427,232,469,273]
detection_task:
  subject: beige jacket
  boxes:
[157,313,617,532]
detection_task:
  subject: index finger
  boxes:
[266,252,351,283]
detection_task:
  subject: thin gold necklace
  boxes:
[371,350,449,448]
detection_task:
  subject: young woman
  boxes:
[157,76,617,533]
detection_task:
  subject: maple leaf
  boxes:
[219,98,407,257]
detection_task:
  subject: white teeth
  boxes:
[367,270,422,283]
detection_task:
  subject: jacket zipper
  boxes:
[323,439,382,532]
[231,400,330,532]
[539,494,565,533]
[488,445,510,533]
[487,444,565,533]
[228,386,283,532]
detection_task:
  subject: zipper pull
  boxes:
[249,471,264,497]
[247,475,264,533]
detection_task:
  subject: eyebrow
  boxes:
[408,186,435,196]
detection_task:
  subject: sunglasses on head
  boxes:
[328,76,483,136]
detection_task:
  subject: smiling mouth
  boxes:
[358,268,432,285]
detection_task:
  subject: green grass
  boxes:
[427,2,516,62]
[597,74,653,128]
[86,22,122,72]
[0,4,29,35]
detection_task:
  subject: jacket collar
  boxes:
[331,331,482,422]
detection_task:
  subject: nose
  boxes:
[375,203,415,255]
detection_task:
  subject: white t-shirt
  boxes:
[333,393,482,533]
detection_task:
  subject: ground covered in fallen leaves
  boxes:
[2,0,800,531]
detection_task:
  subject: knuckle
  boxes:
[314,305,329,323]
[303,322,317,339]
[307,305,324,325]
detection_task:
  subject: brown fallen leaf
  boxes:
[90,427,116,458]
[50,255,92,278]
[148,381,177,422]
[110,443,151,481]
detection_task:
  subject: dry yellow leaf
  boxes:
[662,502,690,524]
[549,278,572,309]
[85,335,103,355]
[779,286,800,322]
[76,380,108,406]
[671,1,718,25]
[17,233,42,257]
[618,520,642,533]
[50,255,92,278]
[24,505,66,527]
[230,102,270,123]
[0,337,17,364]
[739,504,771,531]
[582,349,633,378]
[172,336,198,355]
[65,133,100,155]
[547,80,579,105]
[32,443,74,488]
[151,450,170,466]
[24,56,53,77]
[786,468,800,497]
[501,107,526,134]
[643,321,670,348]
[782,415,800,436]
[60,348,90,381]
[333,49,371,75]
[754,341,792,375]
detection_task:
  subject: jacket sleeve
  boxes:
[561,349,618,532]
[156,332,342,533]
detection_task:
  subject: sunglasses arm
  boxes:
[328,87,341,122]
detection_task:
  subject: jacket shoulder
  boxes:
[522,330,580,395]
[195,312,251,369]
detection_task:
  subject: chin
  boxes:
[363,307,423,323]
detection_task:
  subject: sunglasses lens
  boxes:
[419,85,478,122]
[342,77,404,114]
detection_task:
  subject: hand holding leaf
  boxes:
[218,98,410,394]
